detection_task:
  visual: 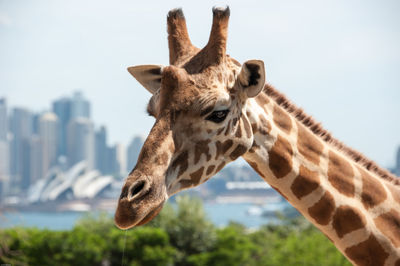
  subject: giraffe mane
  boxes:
[263,83,400,186]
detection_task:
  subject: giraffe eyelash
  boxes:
[205,109,229,123]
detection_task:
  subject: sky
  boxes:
[0,0,399,169]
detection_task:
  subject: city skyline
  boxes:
[1,1,400,168]
[0,91,146,198]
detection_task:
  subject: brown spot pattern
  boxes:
[232,117,238,127]
[248,141,260,154]
[189,167,204,184]
[251,123,258,134]
[395,259,400,266]
[194,140,211,164]
[258,114,270,135]
[358,167,387,209]
[206,165,215,175]
[308,191,335,225]
[224,120,231,136]
[273,105,292,134]
[374,209,400,248]
[243,118,252,138]
[328,151,355,197]
[230,144,247,160]
[297,124,323,165]
[291,165,320,200]
[215,140,233,159]
[268,135,293,178]
[235,119,242,138]
[228,74,233,83]
[332,205,366,238]
[248,161,263,177]
[345,235,389,266]
[216,161,225,172]
[217,127,225,135]
[271,185,289,201]
[172,150,188,177]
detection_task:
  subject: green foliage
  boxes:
[108,227,176,266]
[150,195,216,265]
[0,196,351,266]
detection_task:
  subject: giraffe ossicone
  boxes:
[115,7,400,265]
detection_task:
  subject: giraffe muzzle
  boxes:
[114,175,167,229]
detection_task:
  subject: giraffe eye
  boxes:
[206,110,229,123]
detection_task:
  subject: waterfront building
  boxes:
[67,118,95,170]
[95,126,108,174]
[53,91,90,158]
[115,143,126,176]
[0,98,7,141]
[0,99,9,197]
[396,146,400,177]
[28,135,42,185]
[10,107,34,191]
[70,91,90,119]
[39,112,58,177]
[52,97,71,157]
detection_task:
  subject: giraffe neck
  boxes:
[242,90,400,266]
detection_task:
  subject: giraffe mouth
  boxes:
[135,202,165,226]
[114,197,166,229]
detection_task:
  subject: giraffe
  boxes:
[114,7,400,265]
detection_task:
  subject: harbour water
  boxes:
[0,202,289,230]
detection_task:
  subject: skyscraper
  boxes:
[107,145,119,175]
[0,98,7,141]
[39,112,58,177]
[10,107,34,191]
[53,91,91,159]
[70,91,90,119]
[395,147,400,177]
[0,98,9,197]
[52,97,71,157]
[0,140,9,198]
[28,135,42,185]
[127,136,144,173]
[115,143,126,176]
[95,126,108,174]
[67,118,95,170]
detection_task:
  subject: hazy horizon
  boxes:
[1,0,399,169]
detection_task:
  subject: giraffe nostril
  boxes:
[129,181,146,199]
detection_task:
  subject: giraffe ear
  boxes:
[238,60,265,98]
[127,65,164,94]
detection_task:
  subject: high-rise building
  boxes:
[95,126,108,174]
[67,118,95,170]
[395,147,400,177]
[53,91,91,159]
[10,107,34,191]
[127,136,144,173]
[70,91,90,119]
[39,112,58,177]
[115,143,127,176]
[52,97,71,157]
[28,135,42,185]
[107,145,118,175]
[0,99,9,197]
[0,98,7,141]
[0,140,9,198]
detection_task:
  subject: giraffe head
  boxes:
[115,7,266,229]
